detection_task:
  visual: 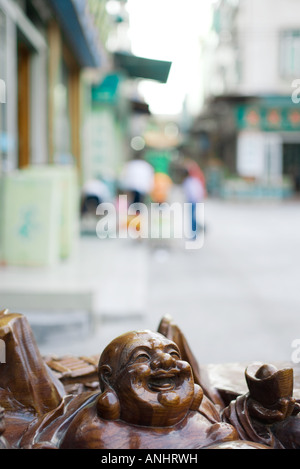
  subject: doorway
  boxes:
[283,143,300,192]
[17,41,31,169]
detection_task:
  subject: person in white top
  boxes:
[81,178,112,215]
[120,152,154,205]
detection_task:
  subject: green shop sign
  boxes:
[236,99,300,132]
[92,74,123,105]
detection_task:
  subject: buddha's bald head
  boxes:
[98,330,179,389]
[97,330,202,427]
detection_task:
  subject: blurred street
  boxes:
[2,196,300,366]
[1,0,300,371]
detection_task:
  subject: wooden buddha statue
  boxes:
[20,330,239,449]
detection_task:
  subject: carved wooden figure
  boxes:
[20,330,240,449]
[222,362,300,448]
[0,407,8,449]
[0,310,298,449]
[157,315,225,408]
[0,310,64,447]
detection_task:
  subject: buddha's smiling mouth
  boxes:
[147,374,178,392]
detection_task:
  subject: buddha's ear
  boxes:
[190,384,204,411]
[97,364,120,421]
[98,364,113,391]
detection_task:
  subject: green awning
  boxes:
[92,73,122,104]
[114,52,172,83]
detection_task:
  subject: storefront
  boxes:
[236,97,300,191]
[0,0,107,175]
[0,0,108,266]
[0,0,49,173]
[192,94,300,198]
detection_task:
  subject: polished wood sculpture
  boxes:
[20,330,238,449]
[0,309,64,446]
[0,407,8,449]
[157,315,225,408]
[0,309,299,449]
[222,362,300,448]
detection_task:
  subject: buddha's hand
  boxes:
[248,397,297,424]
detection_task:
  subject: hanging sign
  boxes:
[236,103,300,131]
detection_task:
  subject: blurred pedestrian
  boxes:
[185,159,207,197]
[151,172,173,204]
[120,151,154,205]
[81,178,111,216]
[182,164,205,236]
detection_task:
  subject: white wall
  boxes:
[238,0,300,94]
[202,0,300,100]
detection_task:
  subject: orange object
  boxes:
[151,173,172,204]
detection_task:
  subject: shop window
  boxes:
[280,30,300,79]
[53,60,72,163]
[48,21,80,167]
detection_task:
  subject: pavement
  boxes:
[1,197,300,367]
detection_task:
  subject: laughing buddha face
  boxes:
[97,331,203,427]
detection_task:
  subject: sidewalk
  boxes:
[0,236,150,356]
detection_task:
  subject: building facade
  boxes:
[0,0,111,265]
[0,0,108,176]
[198,0,300,195]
